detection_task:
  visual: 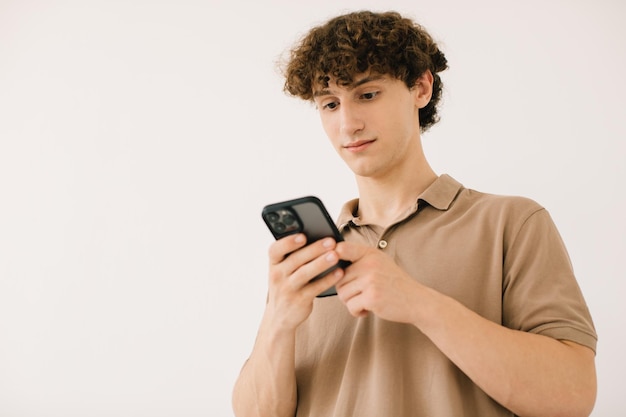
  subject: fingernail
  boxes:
[322,238,334,248]
[326,252,337,262]
[294,234,305,244]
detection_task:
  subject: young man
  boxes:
[233,10,597,417]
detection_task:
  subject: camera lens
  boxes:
[266,212,279,222]
[274,222,286,233]
[283,214,295,225]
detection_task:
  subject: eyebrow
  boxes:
[313,75,385,98]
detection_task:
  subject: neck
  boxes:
[354,149,437,228]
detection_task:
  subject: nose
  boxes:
[338,102,365,137]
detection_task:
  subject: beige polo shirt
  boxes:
[293,174,596,416]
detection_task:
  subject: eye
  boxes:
[361,91,378,100]
[322,101,339,111]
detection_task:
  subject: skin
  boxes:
[232,71,597,417]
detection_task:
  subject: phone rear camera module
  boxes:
[266,209,301,235]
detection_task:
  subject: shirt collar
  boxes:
[337,174,464,231]
[419,174,464,210]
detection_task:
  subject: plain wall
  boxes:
[1,0,624,415]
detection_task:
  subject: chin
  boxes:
[352,166,381,179]
[344,158,384,178]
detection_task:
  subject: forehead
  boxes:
[312,73,389,97]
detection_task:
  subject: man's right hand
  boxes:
[266,233,344,331]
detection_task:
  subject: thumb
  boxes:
[335,241,368,263]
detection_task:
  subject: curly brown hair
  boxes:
[282,10,448,131]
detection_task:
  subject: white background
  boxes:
[1,0,624,415]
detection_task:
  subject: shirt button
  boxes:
[378,240,388,249]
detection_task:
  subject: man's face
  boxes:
[312,73,426,180]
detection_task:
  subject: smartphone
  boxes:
[262,196,349,297]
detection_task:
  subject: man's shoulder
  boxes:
[436,174,544,217]
[464,188,543,210]
[454,186,547,228]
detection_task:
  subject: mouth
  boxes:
[343,139,376,153]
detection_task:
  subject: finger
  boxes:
[281,238,337,276]
[336,275,361,303]
[303,267,344,298]
[268,233,307,265]
[335,269,370,317]
[289,244,341,289]
[344,293,369,318]
[335,241,369,263]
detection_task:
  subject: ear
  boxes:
[412,70,434,109]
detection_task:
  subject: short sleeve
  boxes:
[502,208,597,352]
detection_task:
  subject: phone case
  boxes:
[262,196,349,297]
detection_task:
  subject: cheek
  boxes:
[319,114,340,144]
[393,104,419,136]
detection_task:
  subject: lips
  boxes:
[344,139,376,152]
